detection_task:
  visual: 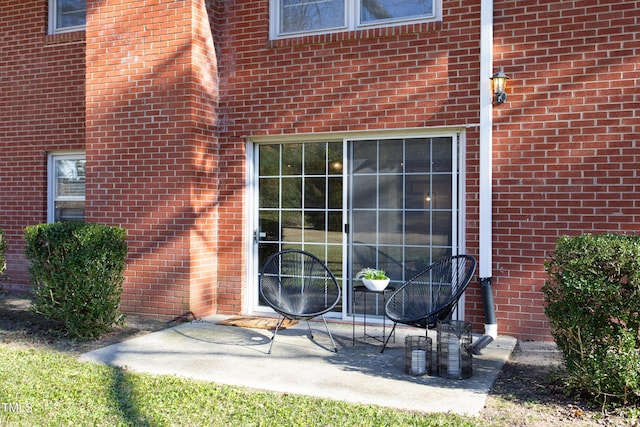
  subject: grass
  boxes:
[0,345,478,427]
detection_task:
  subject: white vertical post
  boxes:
[479,0,493,280]
[479,0,498,339]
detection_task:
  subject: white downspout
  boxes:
[477,0,498,345]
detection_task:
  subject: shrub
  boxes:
[0,228,6,279]
[543,233,640,406]
[24,222,128,339]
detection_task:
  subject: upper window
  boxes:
[49,0,86,34]
[48,153,86,222]
[271,0,439,39]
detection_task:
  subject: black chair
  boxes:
[381,254,477,353]
[259,250,342,354]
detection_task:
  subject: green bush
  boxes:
[543,233,640,406]
[24,222,128,339]
[0,228,6,279]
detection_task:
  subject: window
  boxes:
[359,0,435,25]
[348,137,456,285]
[49,0,86,34]
[48,153,86,222]
[257,141,344,276]
[271,0,439,39]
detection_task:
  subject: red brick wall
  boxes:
[0,1,85,290]
[217,2,480,134]
[4,0,638,341]
[214,1,485,315]
[85,0,219,318]
[215,0,640,341]
[490,0,640,340]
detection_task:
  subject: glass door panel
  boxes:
[256,141,345,313]
[348,137,456,318]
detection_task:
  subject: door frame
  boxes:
[245,127,467,320]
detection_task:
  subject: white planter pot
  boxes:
[362,278,390,291]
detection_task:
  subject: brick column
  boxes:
[85,0,220,318]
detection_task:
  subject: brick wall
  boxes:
[491,0,640,339]
[215,0,640,341]
[217,2,481,134]
[0,1,85,290]
[4,0,637,341]
[214,0,485,315]
[85,0,220,318]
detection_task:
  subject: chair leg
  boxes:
[305,321,314,339]
[380,322,398,353]
[267,316,285,354]
[320,315,338,352]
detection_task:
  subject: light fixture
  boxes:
[490,66,510,104]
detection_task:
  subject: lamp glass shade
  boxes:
[491,67,509,95]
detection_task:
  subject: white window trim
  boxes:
[48,0,86,35]
[270,0,442,40]
[47,152,86,223]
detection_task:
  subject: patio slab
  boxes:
[81,316,516,416]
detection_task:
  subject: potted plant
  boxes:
[356,267,390,291]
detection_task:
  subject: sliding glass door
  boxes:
[253,135,459,318]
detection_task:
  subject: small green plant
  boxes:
[543,233,640,407]
[0,227,6,279]
[24,222,128,339]
[622,406,640,424]
[356,268,389,281]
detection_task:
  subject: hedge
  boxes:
[543,233,640,406]
[24,222,128,339]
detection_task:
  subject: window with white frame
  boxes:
[48,153,86,222]
[49,0,86,34]
[271,0,439,39]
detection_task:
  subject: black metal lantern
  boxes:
[491,66,510,104]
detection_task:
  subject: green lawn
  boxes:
[0,345,478,426]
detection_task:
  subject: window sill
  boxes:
[44,30,86,45]
[269,20,442,48]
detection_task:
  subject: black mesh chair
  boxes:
[259,250,342,354]
[381,254,477,353]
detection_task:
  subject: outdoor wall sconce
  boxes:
[490,66,510,104]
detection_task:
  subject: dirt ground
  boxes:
[0,292,636,426]
[0,292,170,354]
[481,342,637,426]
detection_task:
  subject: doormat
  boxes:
[217,316,298,330]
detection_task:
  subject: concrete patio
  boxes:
[81,316,516,416]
